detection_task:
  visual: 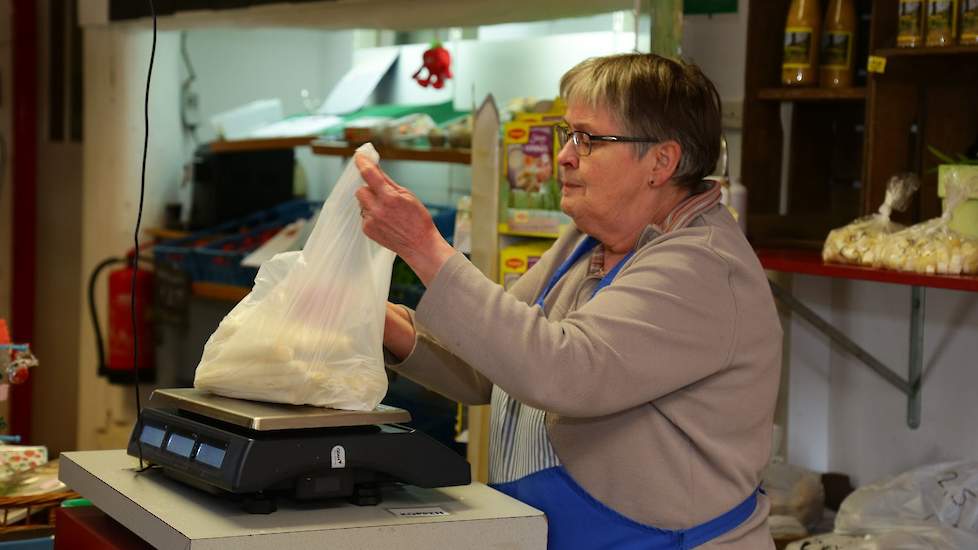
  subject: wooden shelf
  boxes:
[209,136,319,153]
[757,248,978,293]
[757,87,866,102]
[875,46,978,58]
[191,282,250,302]
[144,227,190,241]
[497,224,560,240]
[310,141,471,164]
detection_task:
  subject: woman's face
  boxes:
[557,101,657,236]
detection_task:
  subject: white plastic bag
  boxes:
[822,173,920,266]
[763,461,825,529]
[834,460,978,548]
[194,143,395,410]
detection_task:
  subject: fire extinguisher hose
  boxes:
[88,257,124,377]
[87,256,153,378]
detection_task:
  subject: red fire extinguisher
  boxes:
[89,254,155,384]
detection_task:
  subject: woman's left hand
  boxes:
[354,155,456,285]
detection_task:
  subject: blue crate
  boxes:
[426,204,456,242]
[153,199,318,281]
[0,537,53,550]
[194,221,290,286]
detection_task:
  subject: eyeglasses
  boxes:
[554,124,659,157]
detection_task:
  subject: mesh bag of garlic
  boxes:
[823,173,920,266]
[877,179,978,276]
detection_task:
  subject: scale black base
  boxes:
[127,388,471,514]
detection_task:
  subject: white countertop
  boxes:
[59,450,546,550]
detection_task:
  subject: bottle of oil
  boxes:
[897,0,925,47]
[926,0,959,46]
[782,0,821,86]
[820,0,856,87]
[961,0,978,44]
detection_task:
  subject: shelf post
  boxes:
[769,280,912,395]
[907,286,925,429]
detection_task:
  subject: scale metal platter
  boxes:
[149,388,412,431]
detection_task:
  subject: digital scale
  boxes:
[126,388,471,514]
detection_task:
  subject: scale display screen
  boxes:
[166,432,195,458]
[139,424,166,447]
[195,442,227,468]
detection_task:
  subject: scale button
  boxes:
[195,442,227,468]
[331,445,346,469]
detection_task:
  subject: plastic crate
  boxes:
[195,221,289,286]
[153,199,318,281]
[426,204,456,242]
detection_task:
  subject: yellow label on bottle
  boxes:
[821,31,853,69]
[898,0,923,42]
[962,0,978,39]
[926,0,957,32]
[783,26,814,69]
[867,55,887,74]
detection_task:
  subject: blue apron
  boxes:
[495,236,758,550]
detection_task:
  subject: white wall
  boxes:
[32,0,84,454]
[826,281,978,485]
[682,7,749,182]
[181,28,354,203]
[75,25,184,451]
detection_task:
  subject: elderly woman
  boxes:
[355,53,781,550]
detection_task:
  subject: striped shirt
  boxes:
[487,181,722,485]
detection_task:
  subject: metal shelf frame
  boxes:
[769,280,925,429]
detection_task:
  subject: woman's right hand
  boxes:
[384,302,416,362]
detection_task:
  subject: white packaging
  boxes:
[194,144,395,410]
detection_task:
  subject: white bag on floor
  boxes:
[834,460,978,549]
[194,143,395,410]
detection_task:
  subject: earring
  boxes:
[648,179,655,187]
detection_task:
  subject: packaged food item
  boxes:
[899,0,925,47]
[499,240,552,290]
[501,120,561,213]
[820,0,856,88]
[380,113,436,145]
[823,173,920,266]
[878,178,978,274]
[343,116,391,145]
[961,0,978,44]
[925,0,959,47]
[763,462,825,529]
[782,0,822,86]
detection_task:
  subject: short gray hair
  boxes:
[559,53,722,192]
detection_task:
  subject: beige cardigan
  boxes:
[388,204,781,549]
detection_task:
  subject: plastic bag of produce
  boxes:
[877,180,978,275]
[194,143,395,410]
[786,529,976,550]
[823,173,920,266]
[834,460,978,546]
[763,462,825,529]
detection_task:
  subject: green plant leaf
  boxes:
[927,145,957,164]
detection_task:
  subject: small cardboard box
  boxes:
[499,240,553,290]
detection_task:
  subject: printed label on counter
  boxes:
[387,506,450,517]
[783,27,814,68]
